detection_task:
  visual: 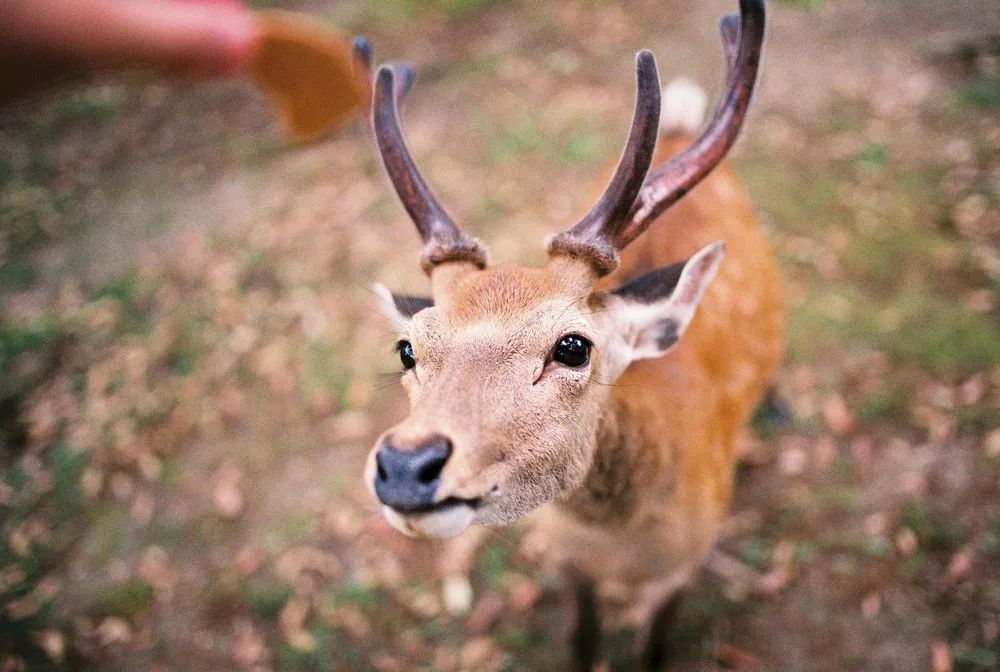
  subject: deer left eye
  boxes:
[552,334,592,368]
[396,340,416,369]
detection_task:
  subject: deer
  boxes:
[355,0,783,667]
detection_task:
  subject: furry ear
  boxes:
[373,283,433,329]
[600,241,725,368]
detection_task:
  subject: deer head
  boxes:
[362,0,765,538]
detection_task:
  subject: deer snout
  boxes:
[373,435,452,513]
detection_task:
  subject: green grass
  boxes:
[738,538,771,571]
[351,0,509,25]
[902,501,965,553]
[478,542,513,587]
[0,322,57,374]
[327,580,381,610]
[240,578,293,618]
[958,77,1000,111]
[94,578,155,617]
[486,117,546,165]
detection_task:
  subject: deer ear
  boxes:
[373,283,433,329]
[604,241,725,362]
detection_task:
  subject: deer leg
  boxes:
[571,576,600,672]
[640,590,686,672]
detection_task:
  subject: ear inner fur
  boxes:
[610,260,687,304]
[391,293,433,318]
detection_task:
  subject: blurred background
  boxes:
[1,0,998,670]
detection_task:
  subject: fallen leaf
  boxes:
[823,394,855,436]
[715,642,760,670]
[930,640,952,672]
[861,593,881,619]
[465,592,504,635]
[946,546,975,583]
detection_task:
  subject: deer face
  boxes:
[366,263,604,537]
[359,0,761,536]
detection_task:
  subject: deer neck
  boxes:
[556,399,672,525]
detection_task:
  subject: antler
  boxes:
[548,0,766,275]
[623,0,765,246]
[546,50,661,275]
[371,64,487,274]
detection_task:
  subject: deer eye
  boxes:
[552,334,592,368]
[395,340,416,369]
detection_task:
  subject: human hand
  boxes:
[2,0,258,100]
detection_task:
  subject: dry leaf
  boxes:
[250,11,367,142]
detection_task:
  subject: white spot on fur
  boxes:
[660,77,707,135]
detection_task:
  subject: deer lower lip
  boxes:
[382,499,480,539]
[389,496,480,515]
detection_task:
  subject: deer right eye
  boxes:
[552,334,592,368]
[396,340,416,369]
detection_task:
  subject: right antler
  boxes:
[547,0,766,275]
[623,0,766,246]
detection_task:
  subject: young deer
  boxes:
[359,0,782,665]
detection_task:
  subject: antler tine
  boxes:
[353,41,417,126]
[622,0,765,247]
[547,50,661,276]
[372,64,487,274]
[352,37,373,80]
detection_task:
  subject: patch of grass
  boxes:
[858,387,908,423]
[49,443,89,513]
[738,538,771,571]
[793,541,816,565]
[980,517,1000,559]
[902,501,964,553]
[275,625,347,672]
[90,275,151,334]
[487,117,545,165]
[260,512,316,553]
[958,77,1000,111]
[0,258,35,290]
[86,502,128,564]
[93,578,154,617]
[357,0,508,25]
[328,580,381,610]
[49,89,122,128]
[778,0,823,8]
[737,159,844,237]
[495,625,541,650]
[954,646,999,672]
[475,196,507,228]
[852,142,890,170]
[478,542,512,587]
[788,282,1000,374]
[0,321,57,374]
[860,535,891,558]
[240,578,292,618]
[558,133,606,166]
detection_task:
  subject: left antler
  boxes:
[370,63,487,274]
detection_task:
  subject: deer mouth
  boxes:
[381,498,480,538]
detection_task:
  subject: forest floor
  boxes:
[1,0,998,670]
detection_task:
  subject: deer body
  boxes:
[528,131,784,620]
[356,0,780,662]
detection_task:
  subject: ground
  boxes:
[1,0,998,670]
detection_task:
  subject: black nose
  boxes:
[374,436,452,513]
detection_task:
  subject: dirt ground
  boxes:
[1,0,998,670]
